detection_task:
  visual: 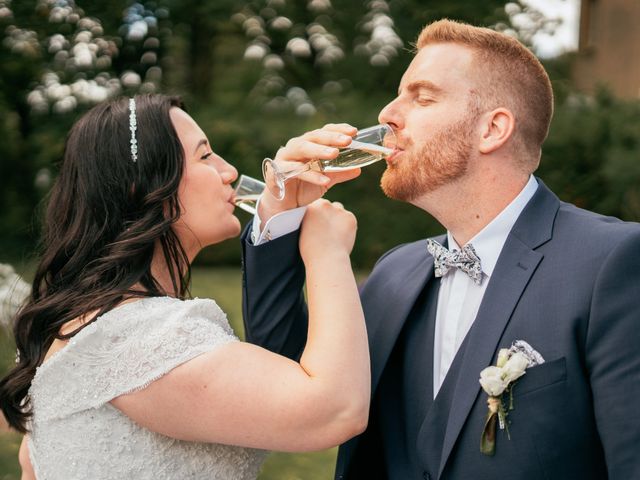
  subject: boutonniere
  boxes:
[478,340,544,456]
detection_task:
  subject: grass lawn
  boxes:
[0,266,340,479]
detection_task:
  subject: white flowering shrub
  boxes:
[0,264,30,330]
[1,0,167,116]
[234,0,402,116]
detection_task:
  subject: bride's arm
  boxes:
[112,200,370,452]
[242,123,360,361]
[19,436,35,480]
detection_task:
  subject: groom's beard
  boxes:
[380,116,476,202]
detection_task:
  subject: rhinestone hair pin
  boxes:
[129,97,138,162]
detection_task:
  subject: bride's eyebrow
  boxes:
[193,138,209,155]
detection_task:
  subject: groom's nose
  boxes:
[378,97,403,132]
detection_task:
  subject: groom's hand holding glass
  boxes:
[258,123,362,222]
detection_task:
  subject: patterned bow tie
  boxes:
[426,238,483,285]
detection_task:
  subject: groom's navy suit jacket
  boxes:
[241,181,640,479]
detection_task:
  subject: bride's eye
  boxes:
[201,152,213,161]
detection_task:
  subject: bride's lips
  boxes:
[227,193,237,210]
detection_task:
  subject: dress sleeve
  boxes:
[30,298,238,422]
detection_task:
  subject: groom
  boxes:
[241,19,640,479]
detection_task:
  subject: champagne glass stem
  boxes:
[276,159,322,184]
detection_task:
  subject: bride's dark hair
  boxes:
[0,94,191,433]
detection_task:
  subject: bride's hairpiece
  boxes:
[129,97,138,162]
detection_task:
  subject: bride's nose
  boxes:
[217,158,238,185]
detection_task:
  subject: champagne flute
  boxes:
[262,124,396,200]
[233,175,265,215]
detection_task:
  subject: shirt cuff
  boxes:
[250,198,307,245]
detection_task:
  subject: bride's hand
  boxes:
[300,199,357,264]
[259,124,361,221]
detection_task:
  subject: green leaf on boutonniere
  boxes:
[480,397,500,455]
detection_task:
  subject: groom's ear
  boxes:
[477,108,515,155]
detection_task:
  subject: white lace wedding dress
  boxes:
[27,296,267,479]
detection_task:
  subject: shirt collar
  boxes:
[447,175,538,278]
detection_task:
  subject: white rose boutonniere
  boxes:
[479,340,545,456]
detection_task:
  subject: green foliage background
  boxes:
[4,0,637,269]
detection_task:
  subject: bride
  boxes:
[0,94,369,479]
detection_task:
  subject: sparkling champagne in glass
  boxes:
[315,140,392,171]
[263,124,395,200]
[233,175,265,215]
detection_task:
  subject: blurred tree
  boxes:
[4,0,627,270]
[228,0,521,117]
[0,0,169,258]
[539,88,640,222]
[165,0,238,100]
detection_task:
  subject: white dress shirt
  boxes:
[432,175,538,396]
[250,199,307,244]
[250,176,539,397]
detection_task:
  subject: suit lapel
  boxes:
[365,238,440,392]
[436,180,560,478]
[436,239,542,477]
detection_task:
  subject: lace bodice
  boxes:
[28,296,267,479]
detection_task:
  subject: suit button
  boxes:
[422,472,431,480]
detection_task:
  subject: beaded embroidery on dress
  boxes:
[27,296,267,479]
